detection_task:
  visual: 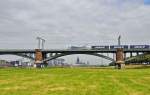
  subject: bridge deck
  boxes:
[0,49,150,54]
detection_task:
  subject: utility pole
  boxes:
[36,37,41,49]
[118,35,121,46]
[36,37,45,49]
[41,38,45,49]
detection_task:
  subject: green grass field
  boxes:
[0,67,150,95]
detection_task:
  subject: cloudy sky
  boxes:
[0,0,150,64]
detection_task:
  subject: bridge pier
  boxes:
[34,49,45,68]
[115,48,125,69]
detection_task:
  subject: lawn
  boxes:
[0,67,150,95]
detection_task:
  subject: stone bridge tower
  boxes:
[116,48,125,69]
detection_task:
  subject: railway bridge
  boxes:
[0,45,150,69]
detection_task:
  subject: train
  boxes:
[68,45,150,50]
[91,45,150,50]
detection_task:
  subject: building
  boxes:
[0,59,13,67]
[47,58,65,66]
[0,60,7,64]
[75,57,86,65]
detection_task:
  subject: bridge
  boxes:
[0,46,150,69]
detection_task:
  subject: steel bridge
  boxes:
[0,48,150,69]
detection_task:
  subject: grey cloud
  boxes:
[0,0,149,49]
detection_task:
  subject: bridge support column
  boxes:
[130,52,133,57]
[115,48,125,69]
[136,52,139,56]
[34,49,43,68]
[42,53,48,67]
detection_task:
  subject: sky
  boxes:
[0,0,150,64]
[144,0,150,4]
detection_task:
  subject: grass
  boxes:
[0,67,150,95]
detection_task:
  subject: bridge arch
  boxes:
[43,53,115,62]
[0,54,34,60]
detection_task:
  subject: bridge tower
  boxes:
[116,48,125,69]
